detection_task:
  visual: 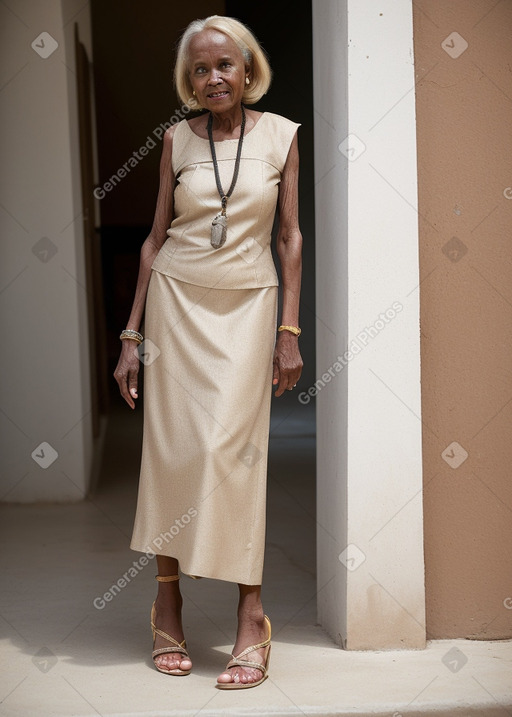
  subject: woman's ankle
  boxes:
[155,585,183,609]
[237,599,264,623]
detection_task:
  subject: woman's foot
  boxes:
[152,581,192,674]
[216,603,268,686]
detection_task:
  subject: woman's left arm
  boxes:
[273,132,304,397]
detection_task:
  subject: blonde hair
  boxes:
[174,15,272,110]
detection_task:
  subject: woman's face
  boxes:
[188,29,248,114]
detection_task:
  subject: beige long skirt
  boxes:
[130,270,278,585]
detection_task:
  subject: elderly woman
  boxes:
[114,15,303,689]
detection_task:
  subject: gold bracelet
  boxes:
[278,325,301,337]
[120,329,143,344]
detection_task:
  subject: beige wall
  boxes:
[413,0,512,639]
[0,0,95,502]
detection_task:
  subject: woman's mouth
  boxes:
[207,91,229,100]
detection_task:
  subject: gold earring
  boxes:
[193,90,196,96]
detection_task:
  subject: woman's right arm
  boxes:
[113,125,176,409]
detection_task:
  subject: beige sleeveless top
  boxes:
[151,112,301,289]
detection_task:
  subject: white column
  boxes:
[312,0,425,649]
[0,0,94,502]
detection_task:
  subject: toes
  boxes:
[179,657,192,671]
[231,669,243,684]
[217,668,243,684]
[243,668,261,684]
[217,670,234,683]
[155,653,191,672]
[217,667,261,684]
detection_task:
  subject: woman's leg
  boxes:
[216,583,269,685]
[152,556,192,672]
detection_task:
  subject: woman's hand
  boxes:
[113,340,141,409]
[272,331,303,397]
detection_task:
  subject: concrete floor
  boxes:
[1,393,511,716]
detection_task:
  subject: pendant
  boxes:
[211,213,227,249]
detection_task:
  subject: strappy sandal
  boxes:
[216,614,271,689]
[151,574,191,676]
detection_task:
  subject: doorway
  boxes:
[89,0,317,619]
